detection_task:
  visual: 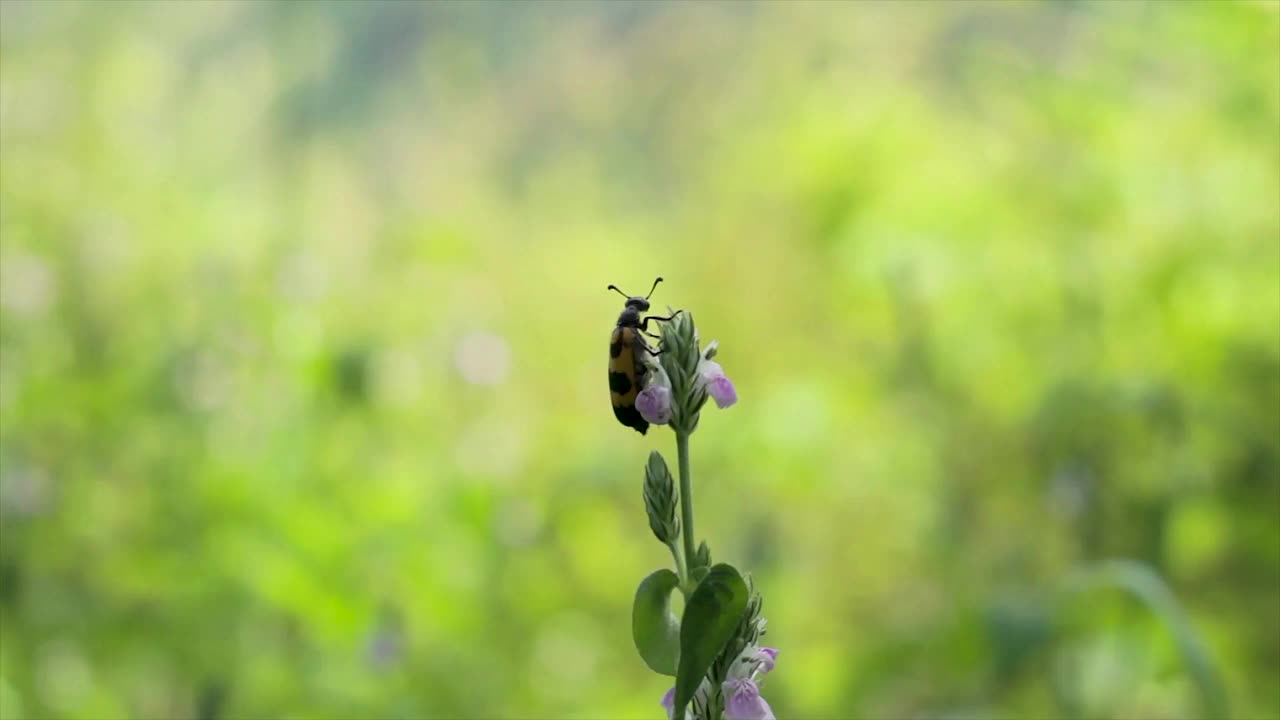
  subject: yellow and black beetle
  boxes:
[607,277,681,434]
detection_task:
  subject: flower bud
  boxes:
[659,311,708,434]
[643,451,679,545]
[693,540,712,571]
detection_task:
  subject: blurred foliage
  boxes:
[0,2,1277,719]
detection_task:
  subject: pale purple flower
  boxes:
[660,646,775,720]
[637,383,673,425]
[728,645,779,682]
[753,647,779,675]
[698,359,737,409]
[660,682,707,720]
[722,678,775,720]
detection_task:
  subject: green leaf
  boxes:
[632,569,682,676]
[674,563,749,718]
[1063,560,1229,720]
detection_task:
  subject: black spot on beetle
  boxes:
[613,403,649,434]
[609,371,632,394]
[610,339,624,358]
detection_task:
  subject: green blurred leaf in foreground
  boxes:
[633,568,682,677]
[675,563,750,718]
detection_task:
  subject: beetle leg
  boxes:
[639,310,682,332]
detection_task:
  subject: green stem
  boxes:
[668,541,688,590]
[677,430,696,588]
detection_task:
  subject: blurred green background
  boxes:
[1,2,1278,719]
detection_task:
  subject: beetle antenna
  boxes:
[644,277,664,299]
[606,284,629,299]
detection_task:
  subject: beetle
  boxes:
[607,277,681,434]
